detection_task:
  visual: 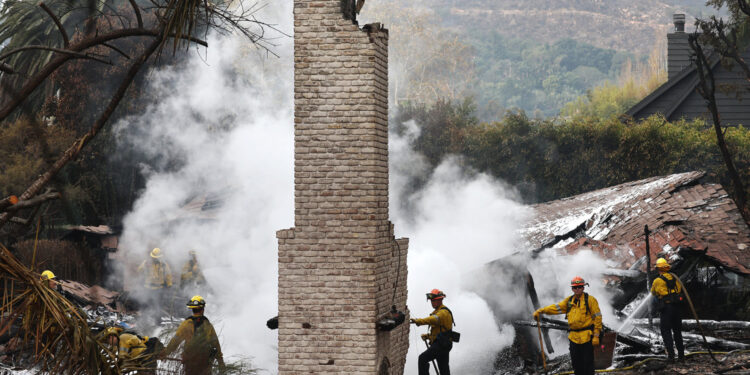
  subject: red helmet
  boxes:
[570,276,587,287]
[426,289,445,300]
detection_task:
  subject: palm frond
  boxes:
[0,243,121,374]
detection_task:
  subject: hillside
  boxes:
[361,0,719,117]
[431,0,710,55]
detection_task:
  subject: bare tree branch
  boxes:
[2,191,60,213]
[0,28,207,122]
[689,32,749,221]
[38,2,70,48]
[102,42,131,59]
[0,62,15,74]
[127,0,143,28]
[0,37,162,229]
[0,196,19,211]
[0,45,113,65]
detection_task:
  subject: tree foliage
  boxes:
[395,99,750,205]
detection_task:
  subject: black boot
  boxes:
[678,351,685,362]
[667,350,675,362]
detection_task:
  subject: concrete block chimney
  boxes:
[667,13,691,79]
[276,1,410,374]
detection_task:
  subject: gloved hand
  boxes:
[533,309,541,320]
[411,319,422,326]
[421,334,429,341]
[592,335,600,347]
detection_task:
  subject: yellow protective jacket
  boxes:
[119,333,148,359]
[538,293,602,344]
[180,259,206,287]
[163,315,224,363]
[412,305,453,343]
[137,259,173,289]
[651,272,682,300]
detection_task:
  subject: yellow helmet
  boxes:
[150,248,163,258]
[41,270,56,280]
[103,326,123,337]
[187,295,206,309]
[655,258,670,270]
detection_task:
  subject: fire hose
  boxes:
[671,272,721,363]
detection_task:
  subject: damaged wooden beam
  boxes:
[630,319,750,330]
[513,319,652,351]
[1,191,60,212]
[525,271,555,353]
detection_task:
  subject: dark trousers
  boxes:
[569,340,594,375]
[660,303,684,357]
[418,341,451,375]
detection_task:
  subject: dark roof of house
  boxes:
[626,48,750,125]
[522,171,750,274]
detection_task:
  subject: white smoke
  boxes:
[114,3,293,371]
[112,3,623,375]
[389,121,532,374]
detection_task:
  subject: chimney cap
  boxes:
[673,13,686,33]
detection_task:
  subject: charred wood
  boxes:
[1,191,60,213]
[630,319,750,330]
[525,271,554,353]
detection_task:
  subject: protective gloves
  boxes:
[592,335,600,347]
[533,309,541,320]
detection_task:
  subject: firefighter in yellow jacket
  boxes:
[162,295,225,375]
[651,257,684,361]
[534,276,602,375]
[180,250,206,289]
[410,289,454,375]
[137,248,173,290]
[100,322,161,374]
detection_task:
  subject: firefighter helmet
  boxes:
[187,295,206,309]
[570,276,587,287]
[150,247,163,258]
[655,257,670,269]
[426,289,445,301]
[41,270,56,280]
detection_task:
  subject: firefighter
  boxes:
[410,289,454,375]
[180,250,206,290]
[534,276,602,375]
[162,295,225,375]
[651,257,684,361]
[137,248,173,290]
[137,248,174,323]
[101,322,162,374]
[40,270,57,289]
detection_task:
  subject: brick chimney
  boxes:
[667,13,691,79]
[276,1,410,374]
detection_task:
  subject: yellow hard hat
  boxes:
[103,326,123,337]
[655,258,670,269]
[150,248,163,258]
[41,270,56,280]
[187,295,206,309]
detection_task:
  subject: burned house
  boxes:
[521,170,750,320]
[477,171,750,372]
[627,14,750,126]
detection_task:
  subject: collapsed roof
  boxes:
[521,171,750,274]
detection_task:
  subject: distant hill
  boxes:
[429,0,714,55]
[361,0,719,118]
